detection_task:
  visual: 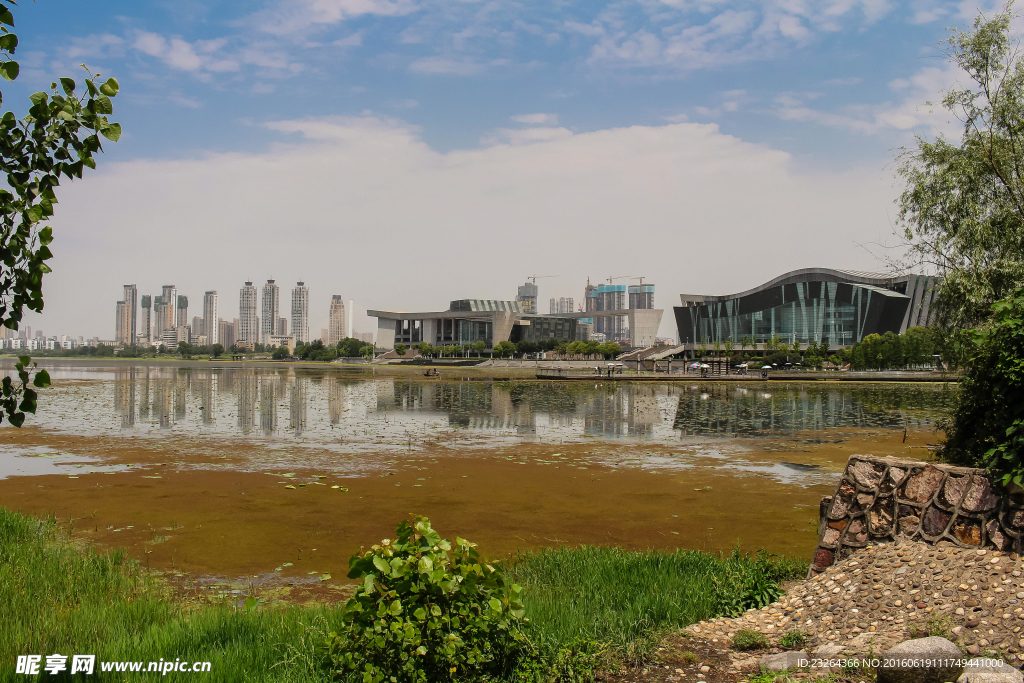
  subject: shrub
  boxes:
[940,287,1024,486]
[779,630,807,648]
[732,630,768,651]
[324,516,527,683]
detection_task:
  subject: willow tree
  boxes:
[0,0,121,425]
[898,3,1024,329]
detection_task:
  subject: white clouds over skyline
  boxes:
[31,115,899,338]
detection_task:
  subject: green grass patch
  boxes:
[509,545,806,662]
[0,508,808,681]
[732,629,769,651]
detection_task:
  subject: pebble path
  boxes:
[680,539,1024,677]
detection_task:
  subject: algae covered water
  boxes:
[0,361,955,584]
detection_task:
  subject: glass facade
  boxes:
[674,278,912,347]
[511,316,584,343]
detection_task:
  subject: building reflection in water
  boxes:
[101,366,950,441]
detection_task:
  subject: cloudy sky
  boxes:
[7,0,996,340]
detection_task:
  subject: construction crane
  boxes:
[607,275,634,285]
[526,275,559,284]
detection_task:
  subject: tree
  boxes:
[740,335,752,352]
[898,4,1024,329]
[940,287,1024,486]
[598,341,622,359]
[177,342,192,358]
[211,343,224,358]
[394,343,407,357]
[271,345,290,360]
[493,341,516,358]
[471,341,485,357]
[416,341,433,357]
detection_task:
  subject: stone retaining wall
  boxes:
[809,454,1024,576]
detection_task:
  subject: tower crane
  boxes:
[607,275,634,285]
[526,275,559,284]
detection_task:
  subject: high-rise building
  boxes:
[140,295,152,343]
[517,281,538,313]
[203,291,218,346]
[291,282,309,344]
[628,284,654,310]
[321,328,329,345]
[122,284,137,344]
[115,300,130,345]
[261,280,279,343]
[218,319,236,348]
[328,295,345,346]
[161,285,177,333]
[550,297,574,314]
[176,295,189,329]
[276,317,287,335]
[239,281,258,345]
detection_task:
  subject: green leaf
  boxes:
[95,94,113,114]
[38,226,52,246]
[32,369,49,389]
[59,77,75,96]
[488,598,501,612]
[100,122,121,142]
[388,599,402,616]
[363,573,376,594]
[0,59,17,81]
[28,91,45,105]
[100,77,119,96]
[0,33,17,52]
[0,8,13,27]
[372,555,390,575]
[18,356,30,367]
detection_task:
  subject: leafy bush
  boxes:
[324,516,527,683]
[779,630,807,648]
[940,287,1024,486]
[732,630,768,651]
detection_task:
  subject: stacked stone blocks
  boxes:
[811,455,1024,575]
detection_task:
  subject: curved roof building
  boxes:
[674,268,939,348]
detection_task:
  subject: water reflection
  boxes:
[19,365,954,448]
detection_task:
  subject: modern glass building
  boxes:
[674,269,939,348]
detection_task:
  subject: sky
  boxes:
[6,0,1002,340]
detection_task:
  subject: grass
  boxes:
[0,508,808,681]
[509,545,806,663]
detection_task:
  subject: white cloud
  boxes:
[333,30,364,46]
[169,94,203,108]
[483,127,574,145]
[66,33,125,60]
[34,116,899,339]
[663,112,689,122]
[248,0,418,36]
[773,64,960,136]
[511,113,559,125]
[132,31,242,73]
[408,56,485,75]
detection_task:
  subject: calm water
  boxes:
[15,364,955,450]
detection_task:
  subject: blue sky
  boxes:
[8,0,997,339]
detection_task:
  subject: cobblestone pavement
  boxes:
[614,539,1024,682]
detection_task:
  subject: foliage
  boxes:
[325,516,527,683]
[394,343,408,357]
[898,4,1024,328]
[493,341,516,358]
[211,343,224,358]
[598,341,622,359]
[710,548,794,618]
[471,341,486,356]
[847,327,940,370]
[271,345,290,360]
[294,339,338,362]
[337,337,373,358]
[0,4,120,338]
[731,630,769,651]
[939,287,1024,486]
[0,354,48,427]
[176,341,192,358]
[779,630,807,649]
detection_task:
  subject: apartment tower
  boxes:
[161,286,177,334]
[140,295,152,344]
[176,295,188,329]
[261,280,279,343]
[291,282,309,344]
[239,281,258,345]
[122,284,137,344]
[203,291,218,346]
[328,295,345,346]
